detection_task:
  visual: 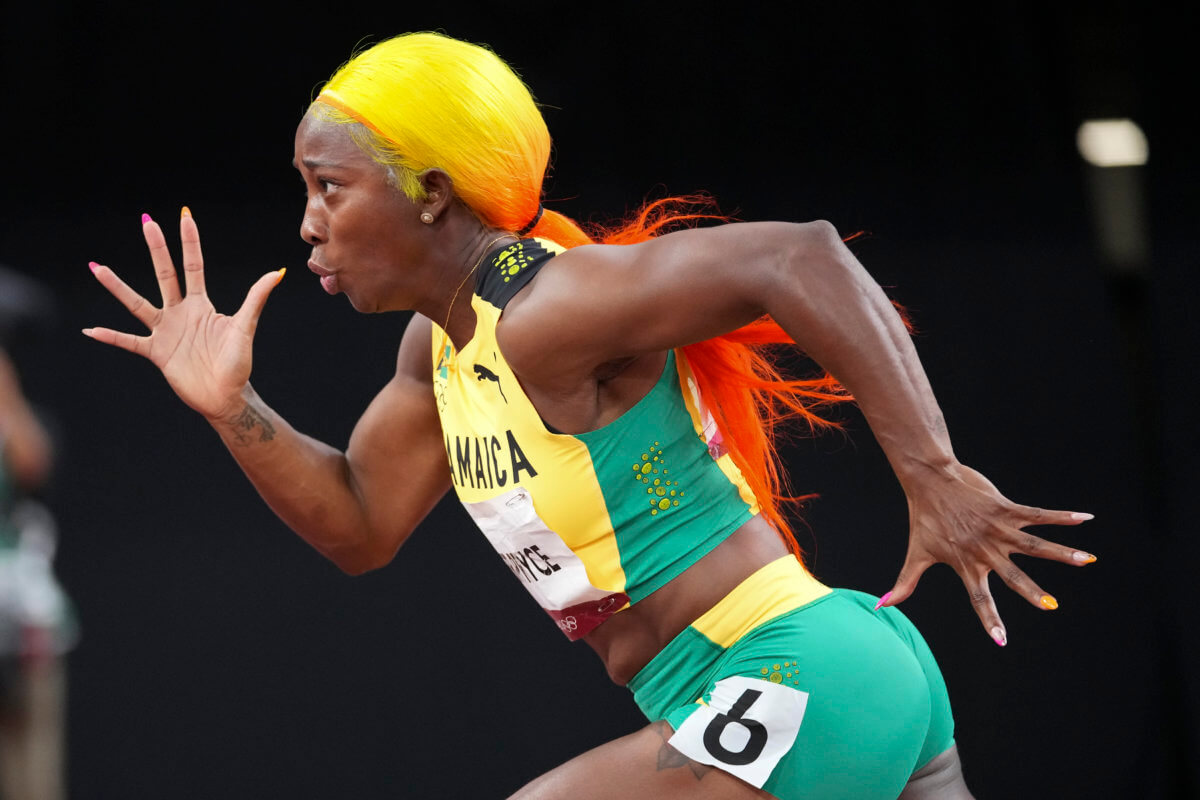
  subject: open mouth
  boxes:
[308,260,339,295]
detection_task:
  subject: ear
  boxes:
[417,169,456,221]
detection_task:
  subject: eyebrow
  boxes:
[293,158,342,170]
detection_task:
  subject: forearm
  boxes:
[762,225,1091,626]
[765,223,958,488]
[207,384,383,573]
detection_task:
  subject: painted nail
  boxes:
[1040,595,1059,610]
[1070,512,1094,521]
[88,261,99,274]
[141,213,152,224]
[181,206,192,219]
[990,626,1007,647]
[1072,551,1097,564]
[874,591,893,610]
[275,268,287,284]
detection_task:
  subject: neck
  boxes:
[428,227,517,350]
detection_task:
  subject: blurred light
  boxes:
[1076,119,1149,167]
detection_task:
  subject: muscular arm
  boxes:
[504,221,1093,637]
[87,214,451,576]
[209,314,451,574]
[506,221,949,478]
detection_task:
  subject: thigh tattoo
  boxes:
[653,721,714,781]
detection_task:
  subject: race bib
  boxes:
[669,676,809,788]
[463,487,628,640]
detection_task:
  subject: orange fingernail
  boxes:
[275,268,287,284]
[1073,551,1097,564]
[181,206,192,219]
[1040,595,1058,610]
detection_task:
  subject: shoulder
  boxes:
[496,242,654,387]
[494,222,831,377]
[475,238,568,309]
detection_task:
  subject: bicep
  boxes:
[343,314,452,558]
[508,221,844,364]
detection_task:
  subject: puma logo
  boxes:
[473,364,507,403]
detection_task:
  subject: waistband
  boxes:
[628,555,831,715]
[689,555,831,648]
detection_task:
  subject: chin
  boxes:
[346,292,394,315]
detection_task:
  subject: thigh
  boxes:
[509,721,773,800]
[899,745,974,800]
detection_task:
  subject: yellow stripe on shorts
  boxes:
[691,556,831,649]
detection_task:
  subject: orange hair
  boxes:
[583,197,854,557]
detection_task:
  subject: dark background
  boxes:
[1,1,1196,797]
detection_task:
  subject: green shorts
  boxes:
[628,557,954,800]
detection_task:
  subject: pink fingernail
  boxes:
[141,213,152,224]
[874,591,893,610]
[88,261,99,273]
[991,626,1007,647]
[1071,512,1094,521]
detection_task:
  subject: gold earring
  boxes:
[420,212,434,224]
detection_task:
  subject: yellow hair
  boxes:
[315,33,857,557]
[315,32,589,245]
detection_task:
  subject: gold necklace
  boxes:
[442,233,513,335]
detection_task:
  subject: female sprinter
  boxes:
[84,32,1095,800]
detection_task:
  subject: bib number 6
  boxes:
[702,688,768,765]
[669,675,809,789]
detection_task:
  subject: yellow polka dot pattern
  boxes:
[630,440,684,517]
[494,242,538,283]
[759,661,801,687]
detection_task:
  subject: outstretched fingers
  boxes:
[890,464,1098,647]
[963,570,1009,647]
[1007,529,1097,568]
[83,261,155,357]
[886,550,1016,647]
[88,262,160,330]
[879,550,936,609]
[1010,503,1095,530]
[967,532,1085,646]
[990,554,1059,616]
[142,213,184,308]
[179,207,207,298]
[233,268,288,338]
[82,325,152,359]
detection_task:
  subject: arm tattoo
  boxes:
[227,403,277,445]
[651,721,712,781]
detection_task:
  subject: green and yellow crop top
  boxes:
[431,239,762,640]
